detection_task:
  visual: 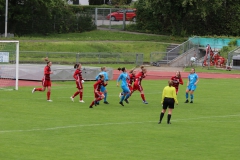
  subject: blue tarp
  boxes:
[189,37,240,49]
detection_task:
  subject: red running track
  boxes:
[2,70,239,87]
[113,70,240,80]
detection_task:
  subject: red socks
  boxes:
[35,88,43,91]
[80,91,83,100]
[72,91,82,100]
[72,91,80,98]
[90,97,103,107]
[141,94,145,101]
[47,91,51,100]
[96,97,103,102]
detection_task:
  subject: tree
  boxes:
[135,0,240,36]
[0,0,96,35]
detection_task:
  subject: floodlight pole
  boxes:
[5,0,8,38]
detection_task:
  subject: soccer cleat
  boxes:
[143,101,148,104]
[119,93,122,98]
[94,101,97,106]
[167,122,171,124]
[47,100,53,102]
[185,99,189,103]
[70,96,74,102]
[96,101,100,105]
[124,99,129,104]
[79,100,85,103]
[158,121,161,124]
[104,101,109,104]
[119,102,124,106]
[89,106,93,108]
[190,101,193,103]
[32,88,35,93]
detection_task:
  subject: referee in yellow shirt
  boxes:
[158,80,178,124]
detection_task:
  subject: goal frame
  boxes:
[0,40,19,90]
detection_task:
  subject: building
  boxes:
[68,0,89,5]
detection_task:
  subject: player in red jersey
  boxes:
[170,71,183,95]
[70,63,85,103]
[133,66,148,104]
[89,75,108,108]
[32,58,53,102]
[128,69,136,95]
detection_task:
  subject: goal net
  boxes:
[0,41,19,90]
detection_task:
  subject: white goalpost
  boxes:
[0,41,19,90]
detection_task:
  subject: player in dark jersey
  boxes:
[133,66,148,104]
[170,71,183,95]
[89,75,108,108]
[70,63,84,103]
[32,58,53,102]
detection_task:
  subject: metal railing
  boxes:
[168,36,200,64]
[227,46,240,66]
[19,51,143,65]
[150,36,200,67]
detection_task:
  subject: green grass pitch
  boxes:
[0,79,239,160]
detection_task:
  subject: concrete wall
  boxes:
[169,48,198,67]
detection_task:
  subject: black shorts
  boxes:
[162,97,175,109]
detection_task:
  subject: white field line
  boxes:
[29,91,162,100]
[0,114,239,134]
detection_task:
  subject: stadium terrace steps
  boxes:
[156,44,180,65]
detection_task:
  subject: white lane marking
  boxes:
[0,114,239,134]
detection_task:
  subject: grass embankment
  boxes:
[1,30,186,66]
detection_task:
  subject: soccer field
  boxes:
[0,79,239,160]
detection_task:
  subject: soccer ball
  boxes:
[82,80,85,83]
[190,57,196,62]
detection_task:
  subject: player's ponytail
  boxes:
[118,67,126,72]
[140,65,147,72]
[99,74,104,79]
[74,64,78,69]
[177,71,181,78]
[74,63,81,69]
[101,66,106,71]
[129,66,137,74]
[44,57,49,63]
[192,68,195,73]
[44,57,52,66]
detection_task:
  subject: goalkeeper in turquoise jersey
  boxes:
[95,67,109,104]
[185,68,199,103]
[117,67,131,106]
